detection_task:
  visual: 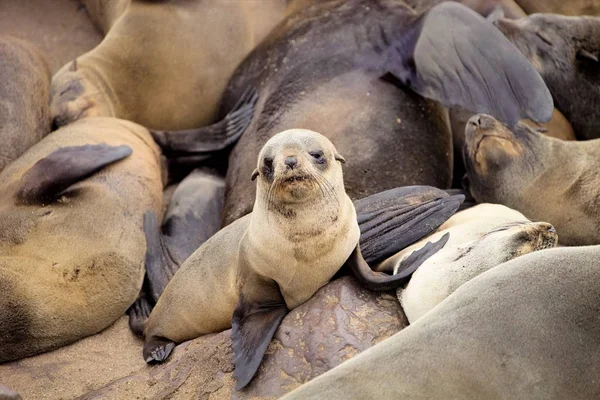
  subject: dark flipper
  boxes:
[143,337,176,363]
[388,2,553,125]
[444,188,476,211]
[347,233,448,292]
[355,186,463,265]
[16,144,132,204]
[231,276,288,391]
[127,292,153,337]
[143,211,179,303]
[151,88,258,156]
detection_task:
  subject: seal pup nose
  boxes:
[285,156,297,169]
[468,115,482,128]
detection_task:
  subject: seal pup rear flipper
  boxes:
[15,144,132,204]
[386,2,553,126]
[231,275,288,391]
[150,88,258,161]
[355,186,463,265]
[347,233,450,291]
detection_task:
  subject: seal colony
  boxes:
[152,0,554,225]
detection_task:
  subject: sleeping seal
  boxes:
[50,0,286,130]
[494,13,600,139]
[463,113,600,245]
[142,129,459,390]
[387,204,557,323]
[152,0,553,226]
[282,244,600,400]
[0,117,163,362]
[0,36,51,172]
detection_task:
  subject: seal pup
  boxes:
[153,0,553,226]
[0,117,163,362]
[494,14,600,140]
[0,36,51,173]
[463,113,600,245]
[386,204,558,323]
[282,244,600,400]
[142,129,458,390]
[50,0,286,130]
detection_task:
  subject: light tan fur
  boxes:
[0,117,163,362]
[389,204,557,323]
[81,0,130,34]
[50,0,286,130]
[145,129,359,343]
[0,36,51,173]
[516,0,600,15]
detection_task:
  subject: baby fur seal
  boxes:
[494,13,600,140]
[0,36,51,173]
[143,129,458,390]
[463,113,600,245]
[387,204,557,323]
[0,117,163,362]
[282,244,600,400]
[50,0,285,130]
[153,0,554,226]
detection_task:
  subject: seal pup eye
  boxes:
[261,157,274,178]
[309,151,325,164]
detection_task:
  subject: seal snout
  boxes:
[285,156,298,170]
[531,222,559,250]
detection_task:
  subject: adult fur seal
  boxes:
[153,0,553,226]
[0,36,51,173]
[387,204,557,323]
[463,113,600,245]
[50,0,286,130]
[0,117,163,362]
[494,14,600,139]
[282,244,600,400]
[142,129,461,390]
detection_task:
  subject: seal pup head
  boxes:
[494,14,600,139]
[462,113,543,201]
[251,129,346,215]
[50,59,116,129]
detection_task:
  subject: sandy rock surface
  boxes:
[1,277,406,399]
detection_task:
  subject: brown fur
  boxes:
[463,114,600,245]
[50,0,286,130]
[81,0,130,34]
[516,0,600,16]
[0,117,163,362]
[0,36,51,173]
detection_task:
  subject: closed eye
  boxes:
[535,31,553,46]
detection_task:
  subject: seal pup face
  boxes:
[463,114,540,200]
[252,129,346,211]
[50,60,115,129]
[495,14,600,139]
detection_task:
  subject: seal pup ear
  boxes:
[346,234,449,291]
[354,186,463,265]
[387,2,553,125]
[69,58,78,72]
[334,153,346,164]
[251,169,259,181]
[16,144,132,205]
[231,275,288,390]
[577,49,599,64]
[150,88,258,158]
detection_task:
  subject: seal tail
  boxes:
[150,87,258,158]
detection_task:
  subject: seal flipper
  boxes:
[232,277,288,390]
[143,337,176,363]
[127,291,153,337]
[151,88,258,156]
[388,2,553,125]
[355,186,463,265]
[347,233,449,291]
[16,144,132,204]
[143,211,179,303]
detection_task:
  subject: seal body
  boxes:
[50,0,286,130]
[463,113,600,245]
[495,14,600,139]
[391,204,557,322]
[282,245,600,400]
[0,36,51,173]
[0,117,163,362]
[515,0,600,16]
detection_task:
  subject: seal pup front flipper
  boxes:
[231,275,288,391]
[355,186,463,265]
[150,88,258,158]
[387,2,553,125]
[347,233,449,291]
[15,144,132,204]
